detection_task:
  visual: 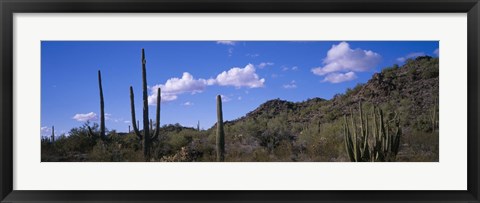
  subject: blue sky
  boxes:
[41,41,438,136]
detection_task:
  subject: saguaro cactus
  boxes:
[130,48,161,161]
[344,102,402,162]
[216,95,225,162]
[51,126,55,143]
[88,70,106,140]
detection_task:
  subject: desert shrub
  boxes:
[397,129,439,162]
[251,148,270,161]
[382,65,399,79]
[272,140,294,161]
[421,64,439,79]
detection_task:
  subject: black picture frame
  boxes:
[1,0,479,202]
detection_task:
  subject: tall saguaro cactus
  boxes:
[343,102,402,162]
[51,126,55,143]
[88,70,106,140]
[130,48,161,161]
[216,95,225,162]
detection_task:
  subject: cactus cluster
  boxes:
[130,48,161,161]
[88,70,106,140]
[216,95,225,162]
[343,102,402,162]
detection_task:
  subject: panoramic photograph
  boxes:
[41,41,439,162]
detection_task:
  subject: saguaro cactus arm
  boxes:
[130,86,142,139]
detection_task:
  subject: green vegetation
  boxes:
[343,102,401,162]
[41,55,439,162]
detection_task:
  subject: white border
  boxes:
[13,13,467,190]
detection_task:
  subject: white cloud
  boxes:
[283,80,297,89]
[41,126,50,133]
[212,64,265,88]
[72,112,97,122]
[147,65,265,104]
[124,120,131,124]
[183,101,194,106]
[282,66,298,71]
[257,62,274,69]
[105,113,112,120]
[41,126,53,136]
[396,52,426,63]
[148,72,210,104]
[246,53,260,58]
[228,47,234,57]
[216,41,236,45]
[311,42,381,76]
[238,96,242,100]
[433,48,439,56]
[322,72,357,83]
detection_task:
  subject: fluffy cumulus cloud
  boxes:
[216,41,236,46]
[322,72,357,83]
[148,72,210,105]
[147,64,265,104]
[433,48,439,56]
[310,42,380,83]
[396,52,426,63]
[212,64,265,88]
[72,112,97,122]
[311,42,381,76]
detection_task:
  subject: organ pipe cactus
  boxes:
[216,95,225,162]
[88,70,106,140]
[431,96,438,133]
[130,48,161,161]
[344,102,402,162]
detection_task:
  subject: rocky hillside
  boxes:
[229,56,438,131]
